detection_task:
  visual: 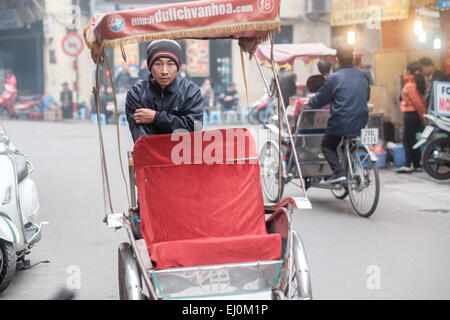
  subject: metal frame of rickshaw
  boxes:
[258,45,380,218]
[84,1,314,300]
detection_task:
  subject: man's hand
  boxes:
[134,109,156,124]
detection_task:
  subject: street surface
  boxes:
[0,119,449,300]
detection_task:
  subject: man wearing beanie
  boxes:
[126,39,203,142]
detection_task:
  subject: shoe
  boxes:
[396,166,413,174]
[326,171,346,184]
[411,167,422,172]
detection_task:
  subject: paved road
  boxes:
[0,119,449,299]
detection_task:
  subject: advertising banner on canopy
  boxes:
[330,0,411,26]
[84,0,280,58]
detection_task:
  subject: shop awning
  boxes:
[256,43,336,66]
[330,0,412,26]
[84,0,281,60]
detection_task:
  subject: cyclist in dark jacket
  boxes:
[126,40,203,143]
[308,43,370,183]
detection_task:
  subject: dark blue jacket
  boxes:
[126,74,203,142]
[309,66,370,137]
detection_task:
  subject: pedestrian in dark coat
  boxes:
[308,43,370,183]
[60,82,73,119]
[419,57,449,113]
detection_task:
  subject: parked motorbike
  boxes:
[0,84,18,117]
[11,94,45,119]
[413,113,450,180]
[248,92,276,125]
[0,125,43,293]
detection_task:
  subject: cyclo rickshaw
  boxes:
[256,43,380,218]
[83,0,313,300]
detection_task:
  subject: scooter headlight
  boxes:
[2,185,12,205]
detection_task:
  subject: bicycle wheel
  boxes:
[346,145,380,217]
[260,141,285,203]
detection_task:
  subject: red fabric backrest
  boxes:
[133,128,267,245]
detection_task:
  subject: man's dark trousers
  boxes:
[321,133,344,174]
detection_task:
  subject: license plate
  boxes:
[420,126,434,139]
[361,128,379,145]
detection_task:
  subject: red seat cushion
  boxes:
[133,128,281,270]
[150,234,281,270]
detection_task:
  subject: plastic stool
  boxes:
[77,107,87,120]
[209,110,222,125]
[118,113,128,126]
[224,111,238,124]
[28,112,42,121]
[90,113,106,126]
[237,108,249,123]
[203,111,209,126]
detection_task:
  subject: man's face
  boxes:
[421,64,434,76]
[151,58,178,89]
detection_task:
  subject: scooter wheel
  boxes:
[0,240,17,294]
[421,137,450,180]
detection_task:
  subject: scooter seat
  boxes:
[12,153,29,183]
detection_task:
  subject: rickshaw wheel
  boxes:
[260,141,285,203]
[282,231,312,300]
[118,242,143,300]
[347,146,380,218]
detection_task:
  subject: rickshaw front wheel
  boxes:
[282,231,312,300]
[118,242,143,300]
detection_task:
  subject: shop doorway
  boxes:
[0,21,44,95]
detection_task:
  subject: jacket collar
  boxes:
[148,73,179,93]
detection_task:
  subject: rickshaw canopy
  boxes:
[83,0,281,61]
[256,43,336,66]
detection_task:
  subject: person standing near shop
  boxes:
[60,82,73,119]
[397,61,426,173]
[419,57,449,113]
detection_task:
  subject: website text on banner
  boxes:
[86,0,280,49]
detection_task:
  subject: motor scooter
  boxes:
[413,113,450,180]
[0,125,43,293]
[248,92,276,125]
